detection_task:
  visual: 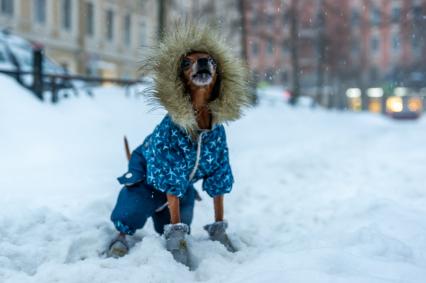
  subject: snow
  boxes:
[1,74,426,283]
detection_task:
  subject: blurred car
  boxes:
[0,39,15,72]
[256,86,290,104]
[0,30,72,89]
[386,95,423,119]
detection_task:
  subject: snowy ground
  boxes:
[1,75,426,283]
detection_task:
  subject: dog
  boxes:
[109,24,248,265]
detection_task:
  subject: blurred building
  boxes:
[1,0,424,86]
[166,0,243,57]
[245,0,426,90]
[0,0,157,78]
[245,0,323,87]
[245,0,288,84]
[349,0,426,87]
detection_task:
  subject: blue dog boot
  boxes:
[107,234,129,258]
[164,223,191,267]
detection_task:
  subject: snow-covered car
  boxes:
[257,86,290,104]
[0,30,71,89]
[0,40,15,72]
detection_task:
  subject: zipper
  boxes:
[188,132,203,181]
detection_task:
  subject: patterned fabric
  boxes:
[114,220,135,236]
[117,115,234,198]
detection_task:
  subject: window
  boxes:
[252,42,259,55]
[281,71,288,82]
[34,0,46,24]
[267,14,274,26]
[412,6,422,21]
[1,0,13,16]
[106,9,114,41]
[392,33,400,51]
[251,10,259,30]
[370,67,378,81]
[282,42,289,54]
[391,6,400,23]
[62,0,72,30]
[412,34,420,51]
[351,10,360,26]
[352,41,360,55]
[371,7,381,26]
[371,36,379,52]
[86,2,94,36]
[267,38,273,54]
[124,14,131,46]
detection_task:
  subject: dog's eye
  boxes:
[180,58,192,70]
[208,58,217,69]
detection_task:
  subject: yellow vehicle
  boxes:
[386,95,423,119]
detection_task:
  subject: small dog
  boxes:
[108,24,249,266]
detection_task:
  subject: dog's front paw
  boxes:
[204,220,237,252]
[164,223,191,266]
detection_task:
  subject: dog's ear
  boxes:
[209,69,221,102]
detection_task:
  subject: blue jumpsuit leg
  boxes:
[110,183,166,235]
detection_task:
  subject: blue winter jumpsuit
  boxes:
[111,115,234,235]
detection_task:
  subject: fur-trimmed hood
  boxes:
[142,23,251,133]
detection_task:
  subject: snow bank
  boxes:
[1,74,426,283]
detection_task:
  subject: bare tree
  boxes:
[314,0,326,107]
[289,0,300,105]
[238,0,249,62]
[158,0,168,41]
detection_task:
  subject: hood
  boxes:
[142,23,251,134]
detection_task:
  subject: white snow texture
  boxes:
[0,75,425,283]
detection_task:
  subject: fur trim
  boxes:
[141,23,251,133]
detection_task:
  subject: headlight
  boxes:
[407,97,423,112]
[386,97,403,113]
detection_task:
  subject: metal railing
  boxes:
[0,48,143,103]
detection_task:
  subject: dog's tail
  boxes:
[124,136,131,161]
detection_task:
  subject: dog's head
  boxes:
[179,52,221,101]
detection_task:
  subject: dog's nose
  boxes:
[197,58,209,69]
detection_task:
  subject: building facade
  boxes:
[166,0,243,58]
[0,0,157,78]
[1,0,424,85]
[349,0,426,85]
[245,0,322,87]
[245,0,426,89]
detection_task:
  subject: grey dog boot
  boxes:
[107,234,129,258]
[164,223,191,267]
[204,220,237,252]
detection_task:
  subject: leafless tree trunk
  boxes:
[158,0,168,41]
[314,0,326,107]
[289,0,300,105]
[238,0,249,62]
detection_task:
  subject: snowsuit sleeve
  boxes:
[202,127,234,197]
[145,119,189,197]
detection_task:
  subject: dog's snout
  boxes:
[197,58,209,69]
